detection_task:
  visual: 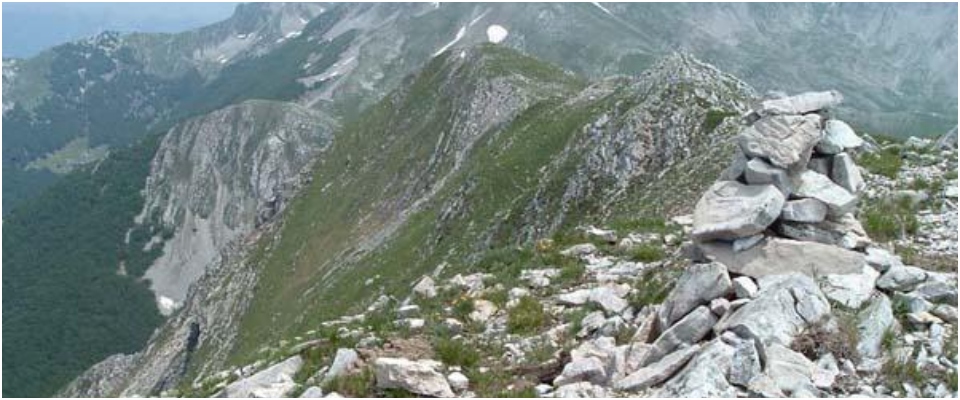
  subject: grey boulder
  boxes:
[222,355,303,398]
[614,345,701,391]
[856,294,897,360]
[698,237,865,278]
[830,153,865,194]
[817,119,864,154]
[819,265,879,309]
[780,198,828,223]
[792,170,857,216]
[738,114,822,170]
[876,265,928,292]
[644,306,717,365]
[658,262,733,328]
[373,358,454,398]
[652,339,737,398]
[714,274,830,346]
[692,181,785,241]
[744,158,793,195]
[756,90,843,116]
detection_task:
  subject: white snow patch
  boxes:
[459,50,466,59]
[157,295,180,316]
[285,30,302,39]
[433,26,466,57]
[431,2,440,8]
[486,25,508,43]
[592,2,613,15]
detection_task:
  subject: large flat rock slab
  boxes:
[738,114,822,170]
[698,237,865,278]
[692,181,785,241]
[757,90,843,116]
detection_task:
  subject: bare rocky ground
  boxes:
[171,92,958,399]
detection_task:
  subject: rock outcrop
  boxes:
[134,100,336,313]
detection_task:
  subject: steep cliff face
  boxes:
[133,100,336,312]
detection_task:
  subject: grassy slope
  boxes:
[227,46,591,363]
[225,47,749,366]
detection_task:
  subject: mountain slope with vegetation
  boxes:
[61,44,755,397]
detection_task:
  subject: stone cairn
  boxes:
[691,90,873,274]
[615,90,957,397]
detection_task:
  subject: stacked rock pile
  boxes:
[686,87,954,317]
[691,90,875,279]
[629,90,957,397]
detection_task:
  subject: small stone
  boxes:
[906,312,943,325]
[876,265,928,292]
[413,276,437,298]
[554,357,607,386]
[645,306,717,365]
[930,304,958,323]
[300,386,324,398]
[709,298,731,316]
[534,384,553,396]
[560,244,598,257]
[447,372,469,392]
[583,226,617,243]
[792,170,857,217]
[864,247,901,273]
[780,199,828,223]
[911,281,958,306]
[817,120,864,154]
[857,294,896,360]
[614,344,701,391]
[657,262,733,328]
[732,276,759,299]
[578,311,606,338]
[443,318,463,333]
[374,358,454,398]
[469,300,498,323]
[744,158,793,195]
[819,265,879,309]
[396,304,420,317]
[728,338,762,387]
[323,349,359,384]
[830,153,865,194]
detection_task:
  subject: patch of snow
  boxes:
[459,50,466,59]
[486,25,508,43]
[237,33,248,40]
[285,30,302,39]
[431,2,440,8]
[433,26,467,57]
[592,2,613,15]
[157,295,180,316]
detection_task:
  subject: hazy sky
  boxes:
[3,2,239,58]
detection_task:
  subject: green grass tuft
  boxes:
[858,146,902,179]
[507,296,548,335]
